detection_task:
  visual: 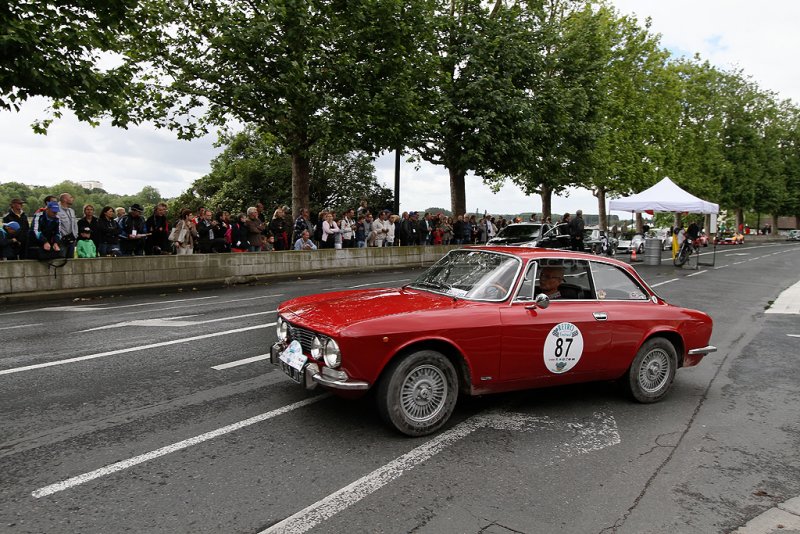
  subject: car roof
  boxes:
[459,245,628,266]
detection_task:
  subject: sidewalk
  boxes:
[734,496,800,533]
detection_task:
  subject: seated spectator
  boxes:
[294,230,317,250]
[3,198,29,259]
[28,201,65,260]
[1,221,21,260]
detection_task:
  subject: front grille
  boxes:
[287,324,318,353]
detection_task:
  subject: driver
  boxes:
[537,266,566,299]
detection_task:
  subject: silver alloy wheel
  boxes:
[400,364,448,423]
[638,348,671,393]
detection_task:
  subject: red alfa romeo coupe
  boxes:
[271,247,716,436]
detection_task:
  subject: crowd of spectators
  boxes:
[1,194,523,261]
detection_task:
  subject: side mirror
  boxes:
[526,293,550,310]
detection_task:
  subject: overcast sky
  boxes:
[2,0,798,216]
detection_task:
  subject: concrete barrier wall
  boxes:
[0,246,457,303]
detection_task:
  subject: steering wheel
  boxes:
[480,283,507,299]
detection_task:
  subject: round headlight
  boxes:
[310,336,323,360]
[276,317,288,342]
[323,339,341,368]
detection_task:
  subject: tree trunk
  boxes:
[736,208,744,229]
[291,152,311,220]
[595,186,607,231]
[635,212,644,234]
[541,184,552,221]
[449,168,466,217]
[771,214,779,233]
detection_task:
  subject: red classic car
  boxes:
[270,247,716,436]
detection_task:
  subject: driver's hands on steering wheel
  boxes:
[481,283,507,299]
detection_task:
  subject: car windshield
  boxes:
[495,224,541,239]
[408,250,521,300]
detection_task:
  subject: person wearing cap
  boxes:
[3,198,29,259]
[57,193,79,258]
[76,226,97,258]
[28,201,64,259]
[118,204,148,256]
[0,221,21,260]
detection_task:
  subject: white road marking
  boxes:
[117,294,284,317]
[788,334,800,338]
[766,280,800,314]
[650,279,679,288]
[325,280,410,291]
[262,412,620,534]
[733,261,745,265]
[80,310,277,332]
[212,354,271,370]
[31,395,329,498]
[714,265,729,270]
[0,296,219,316]
[0,323,43,331]
[0,324,274,376]
[686,270,708,277]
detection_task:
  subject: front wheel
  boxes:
[624,338,677,403]
[377,350,459,436]
[673,245,690,266]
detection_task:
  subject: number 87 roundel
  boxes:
[544,322,584,374]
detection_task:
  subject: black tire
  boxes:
[673,245,689,266]
[376,350,458,436]
[624,338,677,403]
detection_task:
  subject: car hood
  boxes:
[278,287,454,334]
[487,236,536,246]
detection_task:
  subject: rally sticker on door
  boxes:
[544,322,584,374]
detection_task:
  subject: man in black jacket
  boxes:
[3,198,29,259]
[146,203,170,255]
[569,209,585,251]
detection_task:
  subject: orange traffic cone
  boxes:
[631,248,637,262]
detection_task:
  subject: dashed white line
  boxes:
[733,261,746,265]
[81,310,277,332]
[686,270,708,277]
[714,265,729,270]
[0,324,274,376]
[788,334,800,338]
[650,279,679,287]
[212,354,271,370]
[0,323,43,331]
[31,395,329,498]
[117,294,283,316]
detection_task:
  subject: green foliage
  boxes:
[1,0,137,128]
[0,180,168,216]
[168,128,393,219]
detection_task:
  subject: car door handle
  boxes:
[593,312,607,321]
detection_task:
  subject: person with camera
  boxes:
[57,193,79,258]
[118,204,149,256]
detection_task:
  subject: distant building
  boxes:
[78,180,103,190]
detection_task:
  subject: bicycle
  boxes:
[673,237,700,266]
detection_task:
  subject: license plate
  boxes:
[277,341,307,384]
[279,359,304,384]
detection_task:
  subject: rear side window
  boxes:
[591,262,649,300]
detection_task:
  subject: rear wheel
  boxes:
[624,338,677,403]
[377,350,458,436]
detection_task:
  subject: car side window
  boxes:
[533,259,592,300]
[591,262,649,300]
[513,262,537,301]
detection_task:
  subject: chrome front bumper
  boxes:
[688,345,717,355]
[270,342,370,391]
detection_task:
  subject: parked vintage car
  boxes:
[715,231,744,245]
[616,231,646,254]
[270,247,716,436]
[487,222,571,249]
[584,227,618,255]
[786,229,800,241]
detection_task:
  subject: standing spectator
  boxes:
[269,207,289,251]
[33,195,57,215]
[57,193,79,258]
[340,208,356,248]
[441,216,453,245]
[171,208,198,255]
[118,204,148,256]
[3,198,29,259]
[419,213,433,245]
[357,199,369,217]
[197,209,226,253]
[320,212,340,249]
[314,210,327,244]
[386,215,399,246]
[453,215,465,245]
[230,213,250,252]
[217,211,232,252]
[0,221,21,260]
[373,210,390,247]
[146,203,170,255]
[78,204,101,252]
[292,208,313,245]
[364,212,375,246]
[97,206,122,256]
[245,207,266,252]
[28,201,64,259]
[294,229,317,250]
[115,207,126,221]
[76,227,97,258]
[396,212,409,246]
[468,215,479,243]
[355,215,366,248]
[569,209,585,251]
[560,213,571,235]
[402,212,419,246]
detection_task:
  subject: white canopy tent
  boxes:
[608,177,719,214]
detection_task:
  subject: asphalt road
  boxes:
[1,242,799,534]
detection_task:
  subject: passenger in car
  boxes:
[536,265,583,299]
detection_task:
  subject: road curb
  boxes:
[733,496,800,533]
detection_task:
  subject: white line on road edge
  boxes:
[650,279,679,288]
[118,294,283,317]
[686,270,708,277]
[714,265,730,270]
[0,323,43,331]
[81,310,277,332]
[32,395,328,499]
[261,412,620,534]
[766,279,800,315]
[788,334,800,338]
[212,354,271,370]
[0,324,274,376]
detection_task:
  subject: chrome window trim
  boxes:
[588,259,653,302]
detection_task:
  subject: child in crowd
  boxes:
[76,228,97,258]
